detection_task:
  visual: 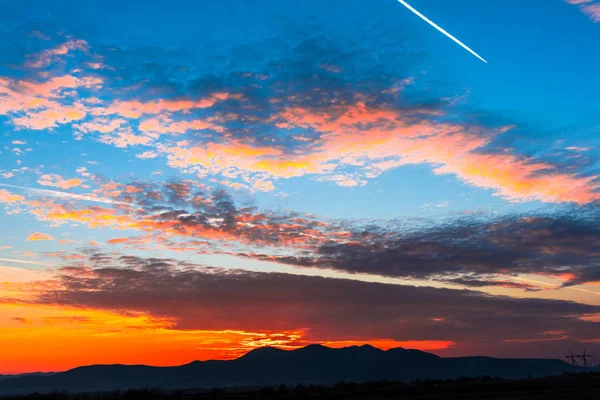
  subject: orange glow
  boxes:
[26,232,56,241]
[0,301,448,375]
[0,302,301,374]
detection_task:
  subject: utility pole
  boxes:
[566,350,595,374]
[580,350,594,373]
[566,350,579,373]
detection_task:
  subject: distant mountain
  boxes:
[0,372,54,382]
[0,344,571,395]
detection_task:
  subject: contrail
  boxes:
[0,258,55,267]
[0,183,127,205]
[397,0,487,64]
[508,275,600,297]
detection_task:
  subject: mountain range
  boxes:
[0,345,573,395]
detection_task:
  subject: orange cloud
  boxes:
[37,174,83,189]
[0,75,102,130]
[272,103,600,204]
[0,189,24,203]
[31,203,136,230]
[22,183,345,249]
[158,102,600,203]
[26,232,55,241]
[13,103,87,130]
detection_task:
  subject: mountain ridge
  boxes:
[0,345,572,395]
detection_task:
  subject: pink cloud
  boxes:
[25,39,89,68]
[158,102,600,203]
[104,93,234,119]
[37,174,83,190]
[0,75,102,130]
[0,189,25,203]
[582,3,600,21]
[566,0,600,22]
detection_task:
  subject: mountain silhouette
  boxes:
[0,345,571,395]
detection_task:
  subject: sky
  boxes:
[1,0,600,374]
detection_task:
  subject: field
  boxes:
[3,374,599,400]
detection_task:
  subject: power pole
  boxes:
[566,350,579,373]
[566,350,595,374]
[580,350,594,373]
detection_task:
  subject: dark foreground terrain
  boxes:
[2,374,600,400]
[0,345,577,395]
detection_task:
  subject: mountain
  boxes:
[0,372,54,381]
[0,344,571,395]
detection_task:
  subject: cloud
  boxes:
[153,101,600,202]
[25,39,89,68]
[103,94,232,119]
[251,211,600,287]
[136,151,158,159]
[12,251,600,358]
[26,232,55,241]
[37,174,83,189]
[27,182,340,249]
[566,0,600,22]
[272,104,600,204]
[97,128,154,148]
[12,178,600,288]
[2,33,599,203]
[138,115,224,135]
[0,74,102,130]
[75,117,126,134]
[582,3,600,21]
[0,189,24,203]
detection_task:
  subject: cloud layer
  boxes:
[6,251,599,359]
[1,30,599,203]
[4,180,600,290]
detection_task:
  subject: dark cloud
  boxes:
[250,211,600,287]
[15,251,600,358]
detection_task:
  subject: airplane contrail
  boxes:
[0,258,55,267]
[0,183,127,205]
[397,0,488,64]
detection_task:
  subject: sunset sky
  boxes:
[1,0,600,374]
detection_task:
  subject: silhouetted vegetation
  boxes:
[2,373,599,399]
